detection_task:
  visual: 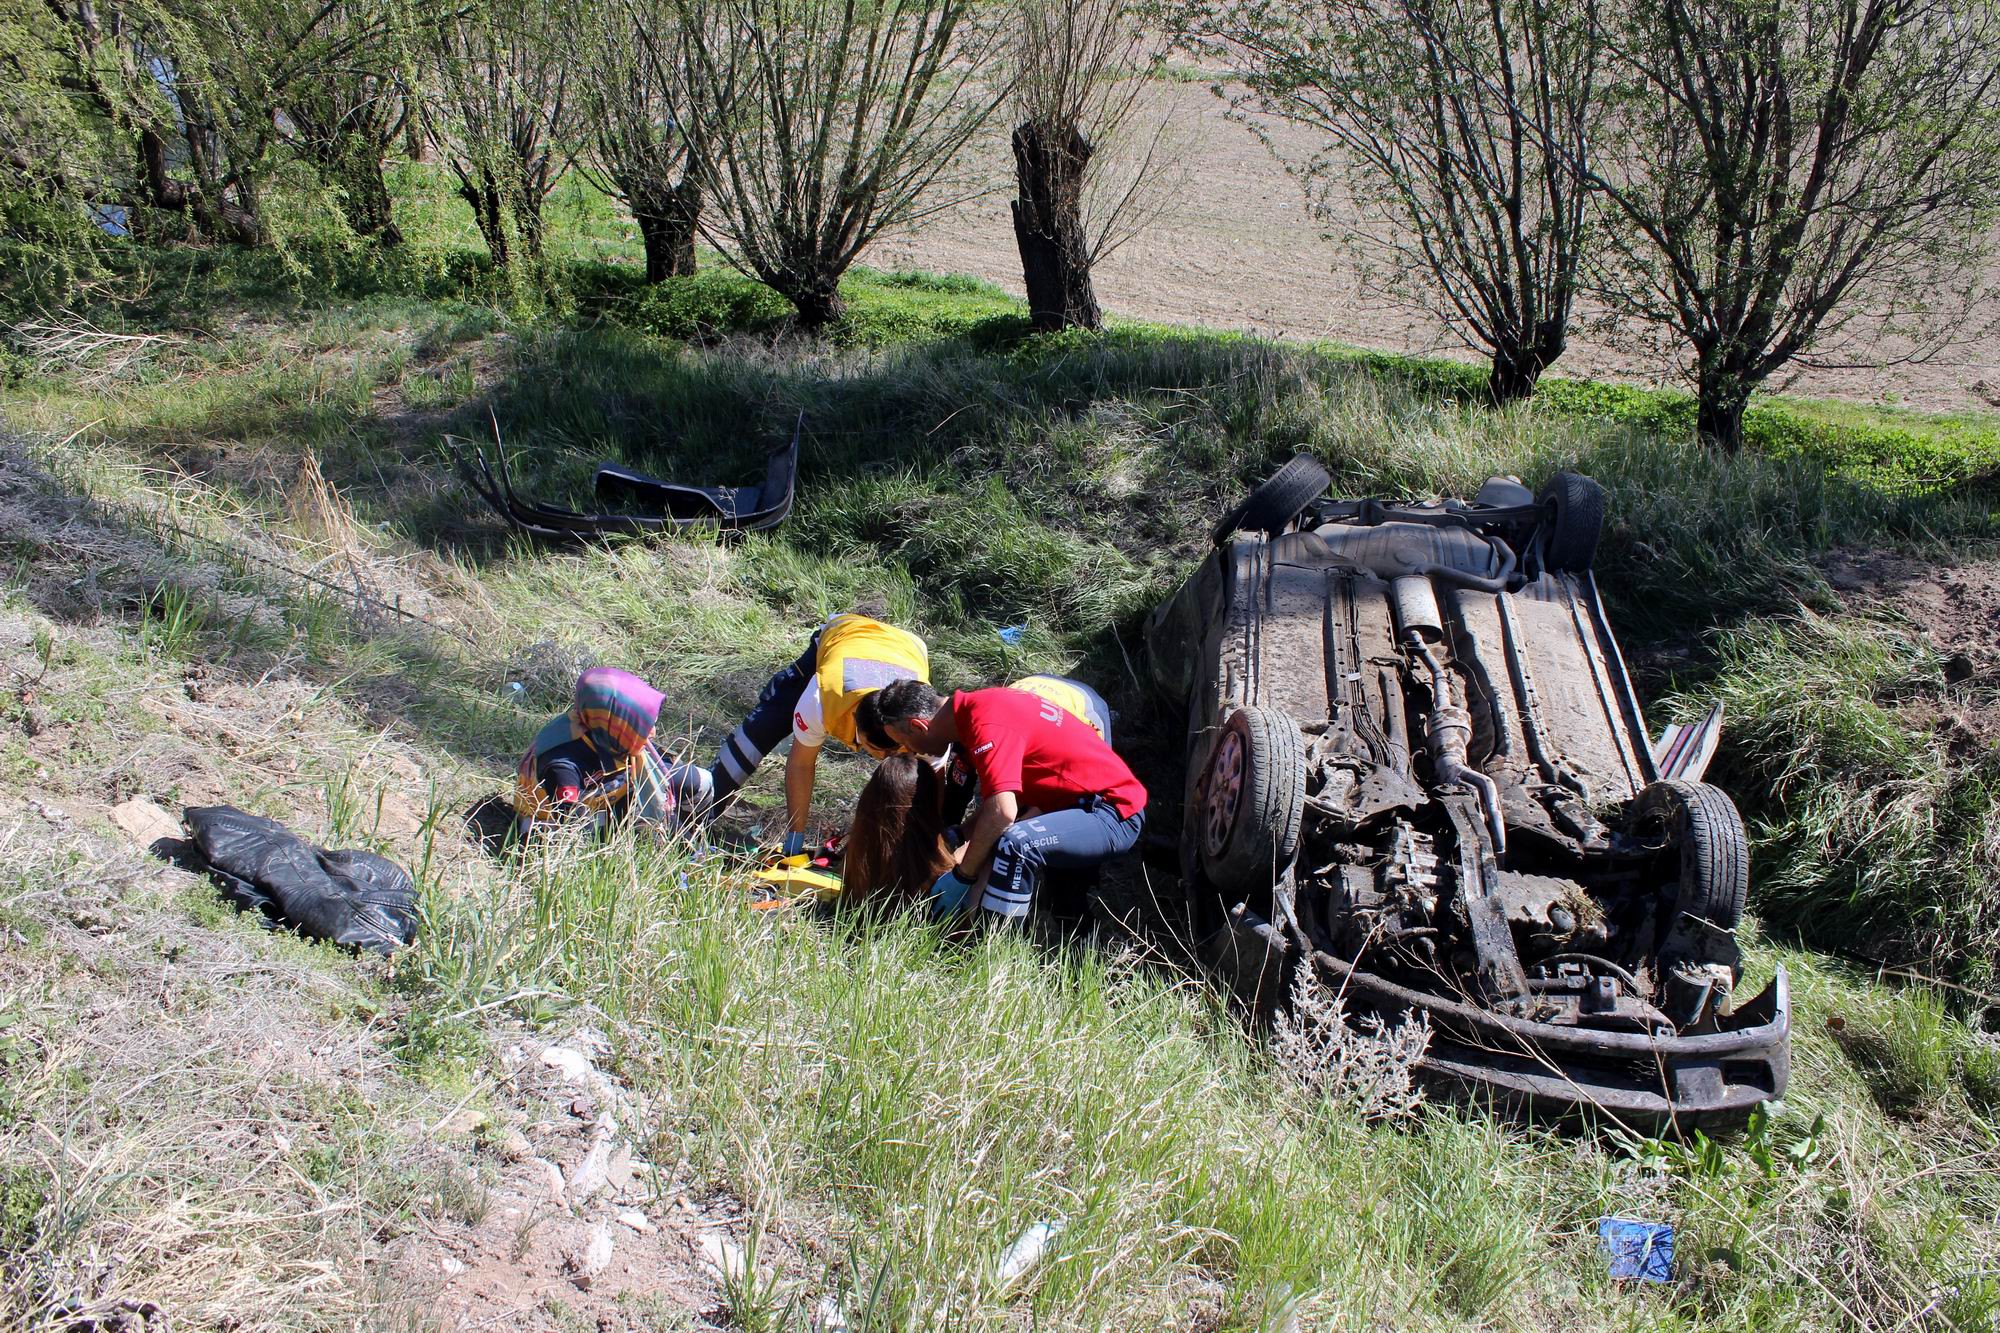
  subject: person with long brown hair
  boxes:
[862,680,1147,923]
[842,755,956,907]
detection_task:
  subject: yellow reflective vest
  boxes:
[815,613,930,746]
[1008,674,1108,740]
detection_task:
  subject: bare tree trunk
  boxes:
[1010,119,1100,333]
[789,279,846,330]
[516,189,546,260]
[456,168,548,266]
[329,143,402,243]
[631,178,701,281]
[134,127,263,246]
[1695,367,1753,453]
[460,175,512,267]
[1487,329,1563,404]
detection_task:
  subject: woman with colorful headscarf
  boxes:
[514,667,700,836]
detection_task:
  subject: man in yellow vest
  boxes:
[692,611,929,856]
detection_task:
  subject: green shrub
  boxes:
[593,263,1029,348]
[612,268,794,342]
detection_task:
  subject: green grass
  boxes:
[1672,614,2000,986]
[407,828,2000,1329]
[1319,349,2000,494]
[7,172,2000,1329]
[12,261,2000,976]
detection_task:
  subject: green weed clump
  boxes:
[1829,985,1996,1117]
[608,267,796,342]
[1680,614,2000,984]
[600,263,1029,347]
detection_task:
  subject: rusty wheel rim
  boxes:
[1204,728,1246,862]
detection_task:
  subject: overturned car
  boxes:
[1146,458,1789,1127]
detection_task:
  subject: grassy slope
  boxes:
[4,182,2000,1330]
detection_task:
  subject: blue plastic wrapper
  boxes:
[996,624,1028,646]
[1598,1216,1674,1283]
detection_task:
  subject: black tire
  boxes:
[1198,706,1307,905]
[1634,779,1749,934]
[1211,455,1333,545]
[1538,471,1605,571]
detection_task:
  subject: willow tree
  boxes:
[651,0,1010,329]
[27,0,393,245]
[422,0,577,267]
[578,0,700,281]
[281,0,414,244]
[1172,0,1602,402]
[1008,0,1177,332]
[1588,0,2000,450]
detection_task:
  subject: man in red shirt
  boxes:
[861,679,1148,921]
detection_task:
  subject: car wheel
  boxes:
[1538,471,1605,571]
[1210,455,1333,545]
[1634,779,1749,969]
[1198,706,1307,913]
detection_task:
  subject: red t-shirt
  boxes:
[951,688,1147,818]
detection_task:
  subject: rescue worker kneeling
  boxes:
[859,679,1147,922]
[857,673,1113,845]
[516,667,703,836]
[694,610,929,858]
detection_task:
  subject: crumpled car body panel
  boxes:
[457,415,801,542]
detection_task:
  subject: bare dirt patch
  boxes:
[1820,547,2000,674]
[0,801,758,1332]
[1819,545,2000,756]
[877,76,2000,414]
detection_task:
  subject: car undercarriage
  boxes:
[1147,460,1790,1127]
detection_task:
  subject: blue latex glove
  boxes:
[930,867,975,917]
[781,830,808,859]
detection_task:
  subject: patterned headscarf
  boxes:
[569,666,665,761]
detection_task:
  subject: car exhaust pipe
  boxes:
[1391,575,1444,643]
[1406,629,1507,858]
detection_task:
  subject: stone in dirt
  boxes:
[542,1046,596,1082]
[616,1210,654,1235]
[699,1233,747,1283]
[567,1136,633,1203]
[537,1157,567,1206]
[439,1107,487,1137]
[570,1225,616,1289]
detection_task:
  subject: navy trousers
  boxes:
[706,631,821,809]
[980,795,1146,920]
